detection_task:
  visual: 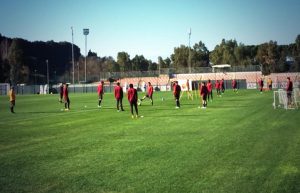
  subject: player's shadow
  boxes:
[223,98,247,102]
[145,114,203,118]
[24,111,61,114]
[209,105,250,108]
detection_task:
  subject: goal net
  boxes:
[273,89,299,109]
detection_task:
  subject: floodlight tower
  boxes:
[188,28,192,73]
[46,59,49,94]
[83,28,89,83]
[71,27,75,85]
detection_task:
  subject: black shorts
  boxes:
[202,95,207,100]
[146,94,153,98]
[10,100,15,106]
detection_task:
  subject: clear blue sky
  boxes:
[1,0,300,61]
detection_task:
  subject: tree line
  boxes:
[0,34,80,84]
[0,33,299,85]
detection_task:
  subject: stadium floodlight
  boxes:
[34,69,37,94]
[46,59,49,94]
[188,28,191,73]
[83,28,89,83]
[71,27,75,85]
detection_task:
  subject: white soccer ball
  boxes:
[84,105,87,108]
[138,102,141,106]
[161,97,164,101]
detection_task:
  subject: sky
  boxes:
[1,0,300,62]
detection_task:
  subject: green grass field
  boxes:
[0,90,299,193]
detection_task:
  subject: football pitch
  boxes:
[0,90,299,193]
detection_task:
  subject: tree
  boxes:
[256,41,279,75]
[131,55,149,71]
[117,52,131,71]
[164,57,171,68]
[8,39,24,84]
[148,61,157,71]
[292,34,300,72]
[0,59,10,82]
[295,34,300,54]
[158,56,165,69]
[88,50,97,57]
[191,41,209,67]
[105,56,120,72]
[171,45,189,70]
[210,39,238,65]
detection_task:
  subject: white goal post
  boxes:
[273,89,299,109]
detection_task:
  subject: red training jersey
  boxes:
[258,80,264,87]
[148,85,153,96]
[173,84,181,96]
[200,85,208,96]
[232,80,237,88]
[63,86,68,99]
[287,80,293,92]
[97,84,104,95]
[215,82,220,89]
[207,82,212,92]
[114,85,123,99]
[127,88,138,103]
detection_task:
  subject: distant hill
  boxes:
[0,34,81,84]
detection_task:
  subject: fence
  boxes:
[1,70,299,95]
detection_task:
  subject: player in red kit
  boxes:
[220,78,225,94]
[207,79,213,102]
[63,83,70,110]
[114,82,124,112]
[127,83,139,118]
[59,83,63,103]
[286,77,293,107]
[97,81,104,107]
[200,82,208,108]
[258,78,264,93]
[232,79,238,93]
[139,82,153,106]
[215,80,221,97]
[173,81,181,108]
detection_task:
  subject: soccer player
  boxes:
[232,79,238,93]
[97,81,104,107]
[258,78,264,93]
[221,78,225,93]
[215,80,221,97]
[207,79,213,102]
[139,82,153,106]
[9,86,16,113]
[286,77,293,107]
[173,81,181,108]
[267,78,273,90]
[127,83,139,118]
[114,82,124,112]
[63,83,70,110]
[200,82,208,108]
[59,83,63,103]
